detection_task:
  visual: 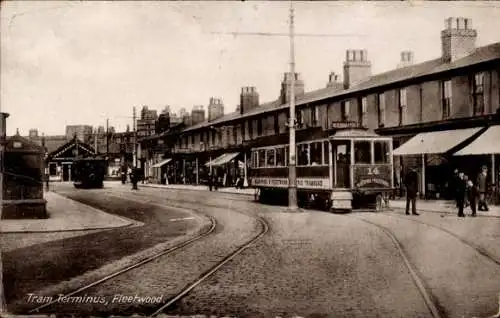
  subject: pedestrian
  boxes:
[208,171,213,191]
[467,178,477,217]
[476,165,489,211]
[404,168,419,216]
[452,169,460,207]
[463,175,470,208]
[130,168,139,190]
[457,172,466,217]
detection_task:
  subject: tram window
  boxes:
[266,149,275,166]
[258,150,266,167]
[251,151,257,168]
[297,144,309,166]
[276,147,285,167]
[310,142,322,166]
[284,147,288,166]
[323,141,329,165]
[336,144,350,163]
[354,141,371,164]
[374,141,390,164]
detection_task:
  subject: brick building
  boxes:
[141,17,500,195]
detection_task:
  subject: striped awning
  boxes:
[454,125,500,155]
[205,152,240,167]
[393,127,482,156]
[151,158,172,168]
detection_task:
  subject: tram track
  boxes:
[103,189,271,316]
[353,210,500,318]
[350,215,444,318]
[385,212,500,266]
[29,188,270,316]
[28,197,218,314]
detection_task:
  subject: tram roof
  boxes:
[329,129,385,139]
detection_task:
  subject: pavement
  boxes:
[391,198,500,216]
[139,182,500,216]
[0,191,137,233]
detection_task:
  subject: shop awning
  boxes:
[454,125,500,155]
[393,127,482,156]
[205,152,240,167]
[151,158,172,168]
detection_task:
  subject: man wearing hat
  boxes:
[404,167,420,215]
[476,165,489,211]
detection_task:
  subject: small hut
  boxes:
[1,128,47,219]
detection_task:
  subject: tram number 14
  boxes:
[366,167,380,175]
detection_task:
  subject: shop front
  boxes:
[454,125,500,204]
[393,127,484,199]
[205,152,244,187]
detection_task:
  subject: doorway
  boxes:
[62,163,72,181]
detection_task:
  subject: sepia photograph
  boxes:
[1,1,500,317]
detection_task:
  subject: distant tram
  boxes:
[249,125,394,212]
[73,157,106,189]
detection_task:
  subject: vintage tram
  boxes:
[72,157,106,189]
[249,125,394,212]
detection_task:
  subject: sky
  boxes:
[1,1,500,136]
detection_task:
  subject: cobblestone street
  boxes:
[3,183,498,317]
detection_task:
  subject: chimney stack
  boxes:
[326,72,344,90]
[240,87,259,114]
[191,105,205,125]
[208,97,224,121]
[343,49,371,89]
[441,17,477,62]
[280,72,305,105]
[398,51,414,68]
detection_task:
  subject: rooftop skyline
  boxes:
[2,1,500,136]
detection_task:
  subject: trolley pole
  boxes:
[287,3,298,211]
[133,106,137,167]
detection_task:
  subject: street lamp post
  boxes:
[0,112,9,314]
[287,3,298,211]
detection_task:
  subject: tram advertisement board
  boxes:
[250,177,330,190]
[353,165,392,189]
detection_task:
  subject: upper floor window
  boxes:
[233,126,238,144]
[226,129,231,144]
[473,72,485,115]
[296,109,304,126]
[247,120,253,139]
[341,100,350,121]
[441,80,452,119]
[377,93,386,127]
[257,119,263,136]
[312,106,319,126]
[398,88,407,125]
[211,130,216,145]
[360,97,368,127]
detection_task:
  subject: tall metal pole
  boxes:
[0,112,9,314]
[133,107,137,167]
[106,118,109,158]
[288,2,298,210]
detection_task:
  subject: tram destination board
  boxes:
[251,177,330,190]
[353,165,392,189]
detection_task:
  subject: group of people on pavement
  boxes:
[451,165,489,217]
[404,165,490,217]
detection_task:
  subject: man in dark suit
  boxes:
[476,165,489,211]
[457,172,466,217]
[404,168,420,215]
